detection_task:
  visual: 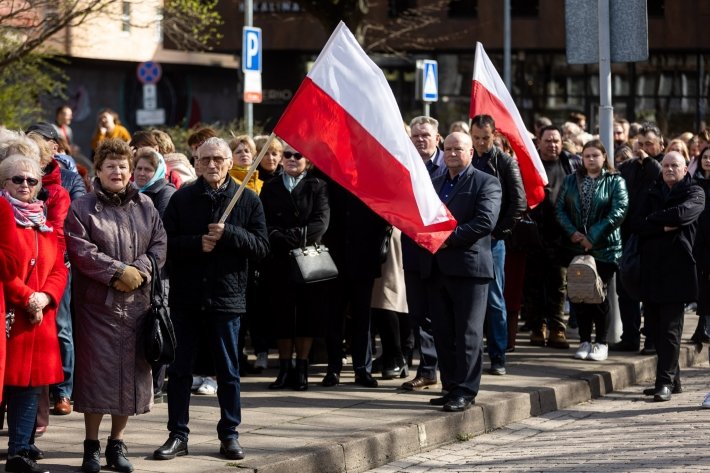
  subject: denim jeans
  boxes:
[167,309,241,442]
[486,239,508,364]
[51,269,74,400]
[5,386,40,456]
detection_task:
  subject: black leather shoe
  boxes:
[321,372,340,387]
[640,346,656,355]
[653,386,672,402]
[5,454,48,473]
[27,445,44,461]
[153,436,188,460]
[354,371,378,388]
[643,381,682,396]
[443,396,473,412]
[220,438,245,460]
[429,394,450,406]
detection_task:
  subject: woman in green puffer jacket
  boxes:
[556,139,628,362]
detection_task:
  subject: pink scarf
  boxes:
[0,190,53,233]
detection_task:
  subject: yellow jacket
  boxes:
[91,124,131,152]
[229,165,263,195]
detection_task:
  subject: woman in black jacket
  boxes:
[259,145,330,391]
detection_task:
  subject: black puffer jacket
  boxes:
[163,177,269,314]
[60,168,87,202]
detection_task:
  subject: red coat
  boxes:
[41,159,71,254]
[3,222,67,387]
[0,199,21,393]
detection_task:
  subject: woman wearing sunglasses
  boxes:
[259,145,330,390]
[0,155,68,473]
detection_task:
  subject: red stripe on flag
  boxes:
[470,81,546,208]
[275,78,456,253]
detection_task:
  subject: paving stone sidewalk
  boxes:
[368,364,710,472]
[10,313,706,473]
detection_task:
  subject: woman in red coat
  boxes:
[1,155,67,473]
[0,198,20,393]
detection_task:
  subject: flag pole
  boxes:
[218,132,276,224]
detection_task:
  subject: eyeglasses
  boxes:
[283,151,304,160]
[197,155,226,166]
[9,176,39,186]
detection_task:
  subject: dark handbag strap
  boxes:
[300,225,308,249]
[146,253,164,304]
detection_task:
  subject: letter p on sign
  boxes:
[242,27,262,73]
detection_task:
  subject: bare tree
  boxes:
[0,0,223,69]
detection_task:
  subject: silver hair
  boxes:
[0,136,40,163]
[409,116,439,133]
[0,154,43,199]
[197,136,232,161]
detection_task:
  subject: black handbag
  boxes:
[143,254,177,364]
[289,226,339,284]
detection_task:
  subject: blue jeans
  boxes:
[51,269,74,400]
[486,240,508,364]
[167,309,241,442]
[5,386,40,456]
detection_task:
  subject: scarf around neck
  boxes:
[0,189,52,232]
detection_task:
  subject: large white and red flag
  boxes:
[470,42,547,208]
[273,22,457,253]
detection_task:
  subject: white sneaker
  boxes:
[196,376,217,395]
[587,343,608,361]
[254,352,269,370]
[701,392,710,409]
[575,341,592,360]
[191,376,204,391]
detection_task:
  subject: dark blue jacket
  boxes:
[420,165,502,279]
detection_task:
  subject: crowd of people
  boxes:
[0,105,709,473]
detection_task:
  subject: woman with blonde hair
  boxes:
[228,134,263,194]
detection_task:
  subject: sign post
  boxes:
[415,59,438,117]
[242,20,262,136]
[136,61,165,126]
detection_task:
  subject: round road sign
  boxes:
[137,61,162,85]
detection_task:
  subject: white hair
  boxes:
[197,136,232,161]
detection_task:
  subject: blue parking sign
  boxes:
[242,27,262,73]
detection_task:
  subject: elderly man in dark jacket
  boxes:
[154,137,269,461]
[470,114,526,375]
[635,151,704,402]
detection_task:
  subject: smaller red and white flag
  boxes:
[470,42,547,208]
[274,22,456,253]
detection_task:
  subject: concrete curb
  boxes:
[218,344,704,473]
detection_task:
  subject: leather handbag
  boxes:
[143,253,177,364]
[289,226,338,284]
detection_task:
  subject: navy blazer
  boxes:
[420,164,502,279]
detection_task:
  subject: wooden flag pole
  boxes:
[218,132,276,224]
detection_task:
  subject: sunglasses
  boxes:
[9,176,39,186]
[283,151,304,160]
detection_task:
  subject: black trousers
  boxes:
[644,302,684,388]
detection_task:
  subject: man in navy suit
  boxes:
[422,132,502,412]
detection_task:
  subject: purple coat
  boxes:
[66,182,167,415]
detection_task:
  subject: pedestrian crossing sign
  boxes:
[422,60,438,102]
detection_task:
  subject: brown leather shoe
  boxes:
[530,324,547,347]
[52,397,72,415]
[401,376,438,391]
[548,328,570,349]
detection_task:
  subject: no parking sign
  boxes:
[137,61,162,85]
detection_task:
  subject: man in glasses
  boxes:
[155,137,269,462]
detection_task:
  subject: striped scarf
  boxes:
[0,190,53,233]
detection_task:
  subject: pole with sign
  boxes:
[415,59,438,117]
[242,3,261,137]
[136,61,165,126]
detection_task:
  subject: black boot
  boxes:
[269,359,292,389]
[81,439,101,473]
[106,437,134,473]
[294,359,309,391]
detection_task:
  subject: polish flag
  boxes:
[273,22,457,253]
[470,42,547,208]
